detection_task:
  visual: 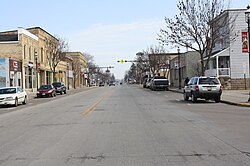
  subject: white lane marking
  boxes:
[165,95,168,97]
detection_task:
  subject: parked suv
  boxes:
[150,76,169,91]
[183,76,222,103]
[52,82,67,95]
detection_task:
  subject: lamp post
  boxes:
[67,62,70,90]
[245,5,250,102]
[177,47,181,89]
[34,51,38,90]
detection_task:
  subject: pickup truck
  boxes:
[150,76,169,91]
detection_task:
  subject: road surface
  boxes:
[0,85,249,165]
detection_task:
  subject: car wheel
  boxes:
[191,93,197,103]
[14,98,18,107]
[60,91,63,95]
[183,92,189,101]
[22,96,27,105]
[214,96,221,103]
[64,90,67,94]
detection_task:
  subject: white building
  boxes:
[205,8,250,89]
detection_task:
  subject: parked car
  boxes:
[0,86,27,107]
[109,82,115,86]
[52,82,66,95]
[183,76,222,103]
[99,82,105,87]
[150,76,169,91]
[37,84,56,98]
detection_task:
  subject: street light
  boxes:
[34,51,38,90]
[245,5,250,102]
[177,47,181,89]
[67,62,70,90]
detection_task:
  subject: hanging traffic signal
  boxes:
[117,60,128,63]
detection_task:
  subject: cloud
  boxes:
[68,19,165,79]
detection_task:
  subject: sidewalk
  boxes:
[169,87,250,107]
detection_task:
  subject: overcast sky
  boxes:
[0,0,247,79]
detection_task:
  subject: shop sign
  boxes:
[242,32,248,53]
[13,61,18,70]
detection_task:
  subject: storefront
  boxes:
[0,58,22,88]
[9,59,22,87]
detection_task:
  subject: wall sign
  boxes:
[242,32,248,53]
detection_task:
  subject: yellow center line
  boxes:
[81,89,115,116]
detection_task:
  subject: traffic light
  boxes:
[117,59,125,63]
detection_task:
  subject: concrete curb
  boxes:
[220,100,250,107]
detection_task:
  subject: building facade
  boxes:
[64,52,88,88]
[205,9,250,89]
[170,51,200,87]
[0,27,68,91]
[0,28,39,90]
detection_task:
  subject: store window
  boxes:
[25,67,32,89]
[24,45,26,59]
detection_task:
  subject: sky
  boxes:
[0,0,247,79]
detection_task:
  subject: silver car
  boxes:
[183,76,222,103]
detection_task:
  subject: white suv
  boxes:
[183,76,222,103]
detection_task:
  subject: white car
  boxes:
[183,76,222,103]
[0,87,27,107]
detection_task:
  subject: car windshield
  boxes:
[0,88,16,94]
[52,83,61,87]
[199,78,220,85]
[39,85,52,90]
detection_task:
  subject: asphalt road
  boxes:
[0,84,250,166]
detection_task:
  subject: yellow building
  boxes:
[0,27,68,91]
[27,27,68,86]
[64,52,88,88]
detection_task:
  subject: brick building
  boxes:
[0,27,68,91]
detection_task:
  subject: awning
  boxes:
[203,47,230,60]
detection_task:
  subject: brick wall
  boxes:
[0,43,22,60]
[231,78,250,90]
[221,77,250,90]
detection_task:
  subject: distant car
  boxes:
[37,84,56,98]
[52,82,66,95]
[183,76,222,103]
[0,86,27,107]
[150,76,169,91]
[99,82,105,87]
[109,82,115,86]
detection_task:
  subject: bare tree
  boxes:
[158,0,236,76]
[45,36,69,82]
[143,45,170,77]
[83,53,97,86]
